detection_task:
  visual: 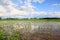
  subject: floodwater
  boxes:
[13,21,60,33]
[0,21,60,40]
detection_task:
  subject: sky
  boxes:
[0,0,60,18]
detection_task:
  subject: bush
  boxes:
[0,30,4,40]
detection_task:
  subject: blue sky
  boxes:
[0,0,60,18]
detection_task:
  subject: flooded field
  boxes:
[0,20,60,40]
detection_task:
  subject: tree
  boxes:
[0,17,2,20]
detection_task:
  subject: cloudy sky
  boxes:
[0,0,60,18]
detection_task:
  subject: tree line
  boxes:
[0,17,60,20]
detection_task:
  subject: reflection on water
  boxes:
[1,21,60,33]
[0,21,60,40]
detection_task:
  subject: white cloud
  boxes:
[53,12,60,17]
[45,12,60,17]
[8,6,27,15]
[0,6,6,13]
[31,11,47,15]
[0,6,7,16]
[52,3,60,7]
[0,0,60,18]
[33,0,45,3]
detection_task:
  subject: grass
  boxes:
[0,19,60,40]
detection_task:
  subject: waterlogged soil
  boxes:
[0,20,60,40]
[19,22,60,40]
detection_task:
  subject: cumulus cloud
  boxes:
[52,3,60,7]
[0,0,60,18]
[33,0,45,3]
[53,12,60,17]
[0,0,36,18]
[45,12,60,17]
[0,6,7,16]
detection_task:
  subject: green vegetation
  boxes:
[0,30,4,40]
[0,17,60,22]
[0,29,20,40]
[0,17,60,40]
[0,17,60,23]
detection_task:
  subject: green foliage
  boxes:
[0,30,4,40]
[0,19,60,40]
[0,17,2,20]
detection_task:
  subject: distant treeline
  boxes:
[42,18,60,19]
[0,17,60,20]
